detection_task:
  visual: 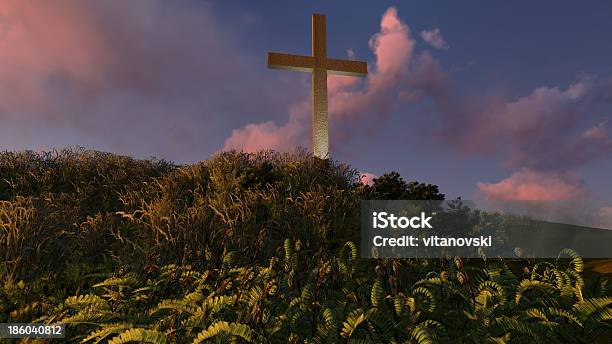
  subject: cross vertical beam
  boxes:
[312,14,328,159]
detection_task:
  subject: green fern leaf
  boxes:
[93,273,138,288]
[371,279,384,308]
[107,328,168,344]
[81,323,133,344]
[558,248,584,273]
[341,309,367,338]
[515,280,555,304]
[192,321,254,343]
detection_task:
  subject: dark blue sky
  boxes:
[1,1,611,202]
[215,1,612,84]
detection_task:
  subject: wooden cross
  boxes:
[268,13,367,159]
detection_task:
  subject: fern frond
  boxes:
[412,287,436,312]
[65,294,107,310]
[93,273,138,288]
[370,279,384,308]
[341,309,367,338]
[493,316,539,342]
[107,328,168,344]
[515,280,555,304]
[81,323,133,343]
[192,321,254,343]
[62,305,114,324]
[546,307,581,326]
[558,248,584,273]
[340,241,358,260]
[410,324,434,344]
[573,297,612,323]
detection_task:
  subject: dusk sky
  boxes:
[1,1,612,203]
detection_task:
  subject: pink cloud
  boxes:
[400,51,449,102]
[476,169,589,201]
[429,74,612,170]
[223,102,309,152]
[0,1,272,161]
[223,6,417,153]
[419,28,448,50]
[368,7,414,84]
[581,120,609,141]
[360,172,377,186]
[598,206,612,217]
[501,79,612,169]
[592,206,612,229]
[0,2,113,113]
[346,49,356,60]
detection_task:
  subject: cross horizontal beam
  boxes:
[268,52,314,72]
[268,53,367,77]
[327,58,367,77]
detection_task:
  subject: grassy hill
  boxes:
[0,148,610,343]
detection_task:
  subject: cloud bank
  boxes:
[462,78,612,171]
[446,78,612,200]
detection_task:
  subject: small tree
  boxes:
[363,171,445,200]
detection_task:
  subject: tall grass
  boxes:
[0,148,361,282]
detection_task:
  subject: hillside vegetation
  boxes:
[0,148,610,343]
